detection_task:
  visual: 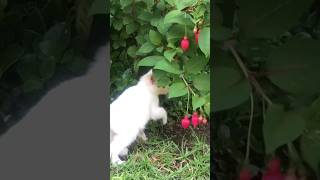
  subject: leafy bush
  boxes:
[213,0,320,179]
[110,0,210,120]
[0,0,104,132]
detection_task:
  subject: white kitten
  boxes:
[110,69,168,165]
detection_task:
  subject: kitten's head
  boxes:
[139,69,155,86]
[139,69,169,95]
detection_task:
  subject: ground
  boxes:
[110,118,210,180]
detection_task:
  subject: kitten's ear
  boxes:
[150,75,155,84]
[148,69,155,84]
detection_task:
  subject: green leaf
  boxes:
[185,54,207,74]
[263,104,305,153]
[156,0,165,10]
[199,27,210,57]
[39,56,56,80]
[168,81,188,98]
[157,19,171,35]
[137,56,165,67]
[22,78,43,93]
[144,0,154,9]
[175,0,196,10]
[164,10,193,26]
[213,66,250,112]
[150,17,161,27]
[192,95,206,110]
[167,24,185,43]
[154,59,182,74]
[266,39,320,96]
[126,23,138,35]
[123,16,134,25]
[127,45,137,58]
[153,69,171,87]
[165,0,176,6]
[164,49,177,62]
[300,131,320,177]
[16,54,38,81]
[120,0,131,9]
[113,20,123,30]
[39,23,70,57]
[135,34,146,45]
[137,41,155,54]
[138,11,153,21]
[149,30,162,45]
[238,0,313,38]
[192,73,210,92]
[156,47,163,53]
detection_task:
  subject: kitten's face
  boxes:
[139,70,168,95]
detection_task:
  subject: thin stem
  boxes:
[184,12,187,37]
[181,75,196,96]
[187,89,190,114]
[228,44,273,105]
[262,98,265,121]
[132,0,135,16]
[245,92,254,164]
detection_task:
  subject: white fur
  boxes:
[110,70,167,165]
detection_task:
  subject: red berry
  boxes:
[198,115,203,124]
[191,112,199,128]
[267,158,281,174]
[239,168,251,180]
[202,118,208,125]
[181,115,190,129]
[262,172,284,180]
[180,36,190,52]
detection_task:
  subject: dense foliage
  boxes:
[110,0,211,121]
[0,0,104,134]
[213,0,320,179]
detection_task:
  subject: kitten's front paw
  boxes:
[162,115,167,125]
[114,159,125,165]
[112,156,125,165]
[138,131,148,142]
[141,134,148,141]
[119,148,128,156]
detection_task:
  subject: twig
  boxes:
[227,43,273,105]
[187,87,190,114]
[181,75,196,96]
[245,92,254,164]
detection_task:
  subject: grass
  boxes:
[110,122,210,180]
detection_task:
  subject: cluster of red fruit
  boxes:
[181,112,208,129]
[180,27,200,52]
[240,157,293,180]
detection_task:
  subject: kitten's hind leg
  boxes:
[110,132,137,165]
[150,106,167,125]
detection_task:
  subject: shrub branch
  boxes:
[226,42,273,105]
[245,92,254,164]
